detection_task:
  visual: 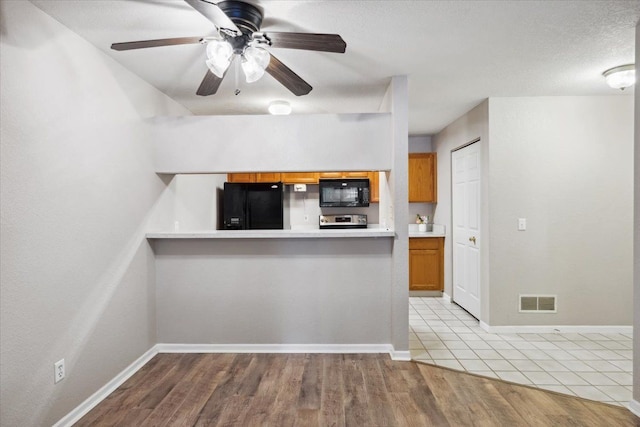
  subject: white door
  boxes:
[452,142,481,318]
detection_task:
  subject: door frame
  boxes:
[450,138,483,320]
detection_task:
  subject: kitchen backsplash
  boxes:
[286,185,379,229]
[408,203,435,225]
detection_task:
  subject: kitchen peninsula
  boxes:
[149,228,397,354]
[148,76,410,359]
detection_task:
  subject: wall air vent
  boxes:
[519,295,557,313]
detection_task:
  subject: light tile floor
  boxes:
[410,297,633,407]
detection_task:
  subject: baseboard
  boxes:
[629,399,640,417]
[389,350,412,361]
[409,291,443,297]
[479,322,633,335]
[156,343,400,357]
[52,346,159,427]
[442,292,452,303]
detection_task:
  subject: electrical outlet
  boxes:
[54,359,65,383]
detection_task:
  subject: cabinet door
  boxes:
[409,238,444,291]
[318,172,343,178]
[319,171,370,179]
[408,153,437,202]
[369,171,379,203]
[227,173,255,183]
[255,173,281,182]
[342,171,370,178]
[409,249,441,291]
[280,172,319,184]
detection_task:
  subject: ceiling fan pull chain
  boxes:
[234,57,241,96]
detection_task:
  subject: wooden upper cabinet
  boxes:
[256,173,281,182]
[227,173,255,183]
[318,172,343,179]
[368,171,379,203]
[319,171,370,179]
[408,153,437,203]
[280,172,319,184]
[227,173,281,182]
[318,171,379,203]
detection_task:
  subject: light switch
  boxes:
[518,218,526,231]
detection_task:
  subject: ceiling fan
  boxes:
[111,0,347,97]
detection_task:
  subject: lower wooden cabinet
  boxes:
[409,237,444,291]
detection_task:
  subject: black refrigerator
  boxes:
[222,182,284,230]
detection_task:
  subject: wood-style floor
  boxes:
[76,353,639,426]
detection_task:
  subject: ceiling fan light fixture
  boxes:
[268,100,292,115]
[241,46,271,83]
[603,64,635,90]
[205,39,233,77]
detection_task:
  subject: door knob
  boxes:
[469,236,476,244]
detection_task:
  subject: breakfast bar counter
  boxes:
[146,226,395,239]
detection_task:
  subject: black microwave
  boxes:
[319,178,370,207]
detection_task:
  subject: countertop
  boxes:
[146,225,395,239]
[147,224,445,239]
[408,223,446,238]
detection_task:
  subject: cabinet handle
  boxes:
[469,236,476,244]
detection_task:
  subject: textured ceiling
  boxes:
[31,0,640,134]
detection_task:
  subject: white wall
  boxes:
[152,174,227,232]
[432,101,490,318]
[434,97,634,327]
[0,1,190,425]
[389,76,410,352]
[487,96,633,326]
[409,135,433,153]
[153,113,392,173]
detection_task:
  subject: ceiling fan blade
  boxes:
[264,32,346,53]
[111,37,203,51]
[184,0,241,35]
[197,69,226,96]
[266,54,312,96]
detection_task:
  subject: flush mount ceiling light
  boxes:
[268,100,292,115]
[603,64,636,90]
